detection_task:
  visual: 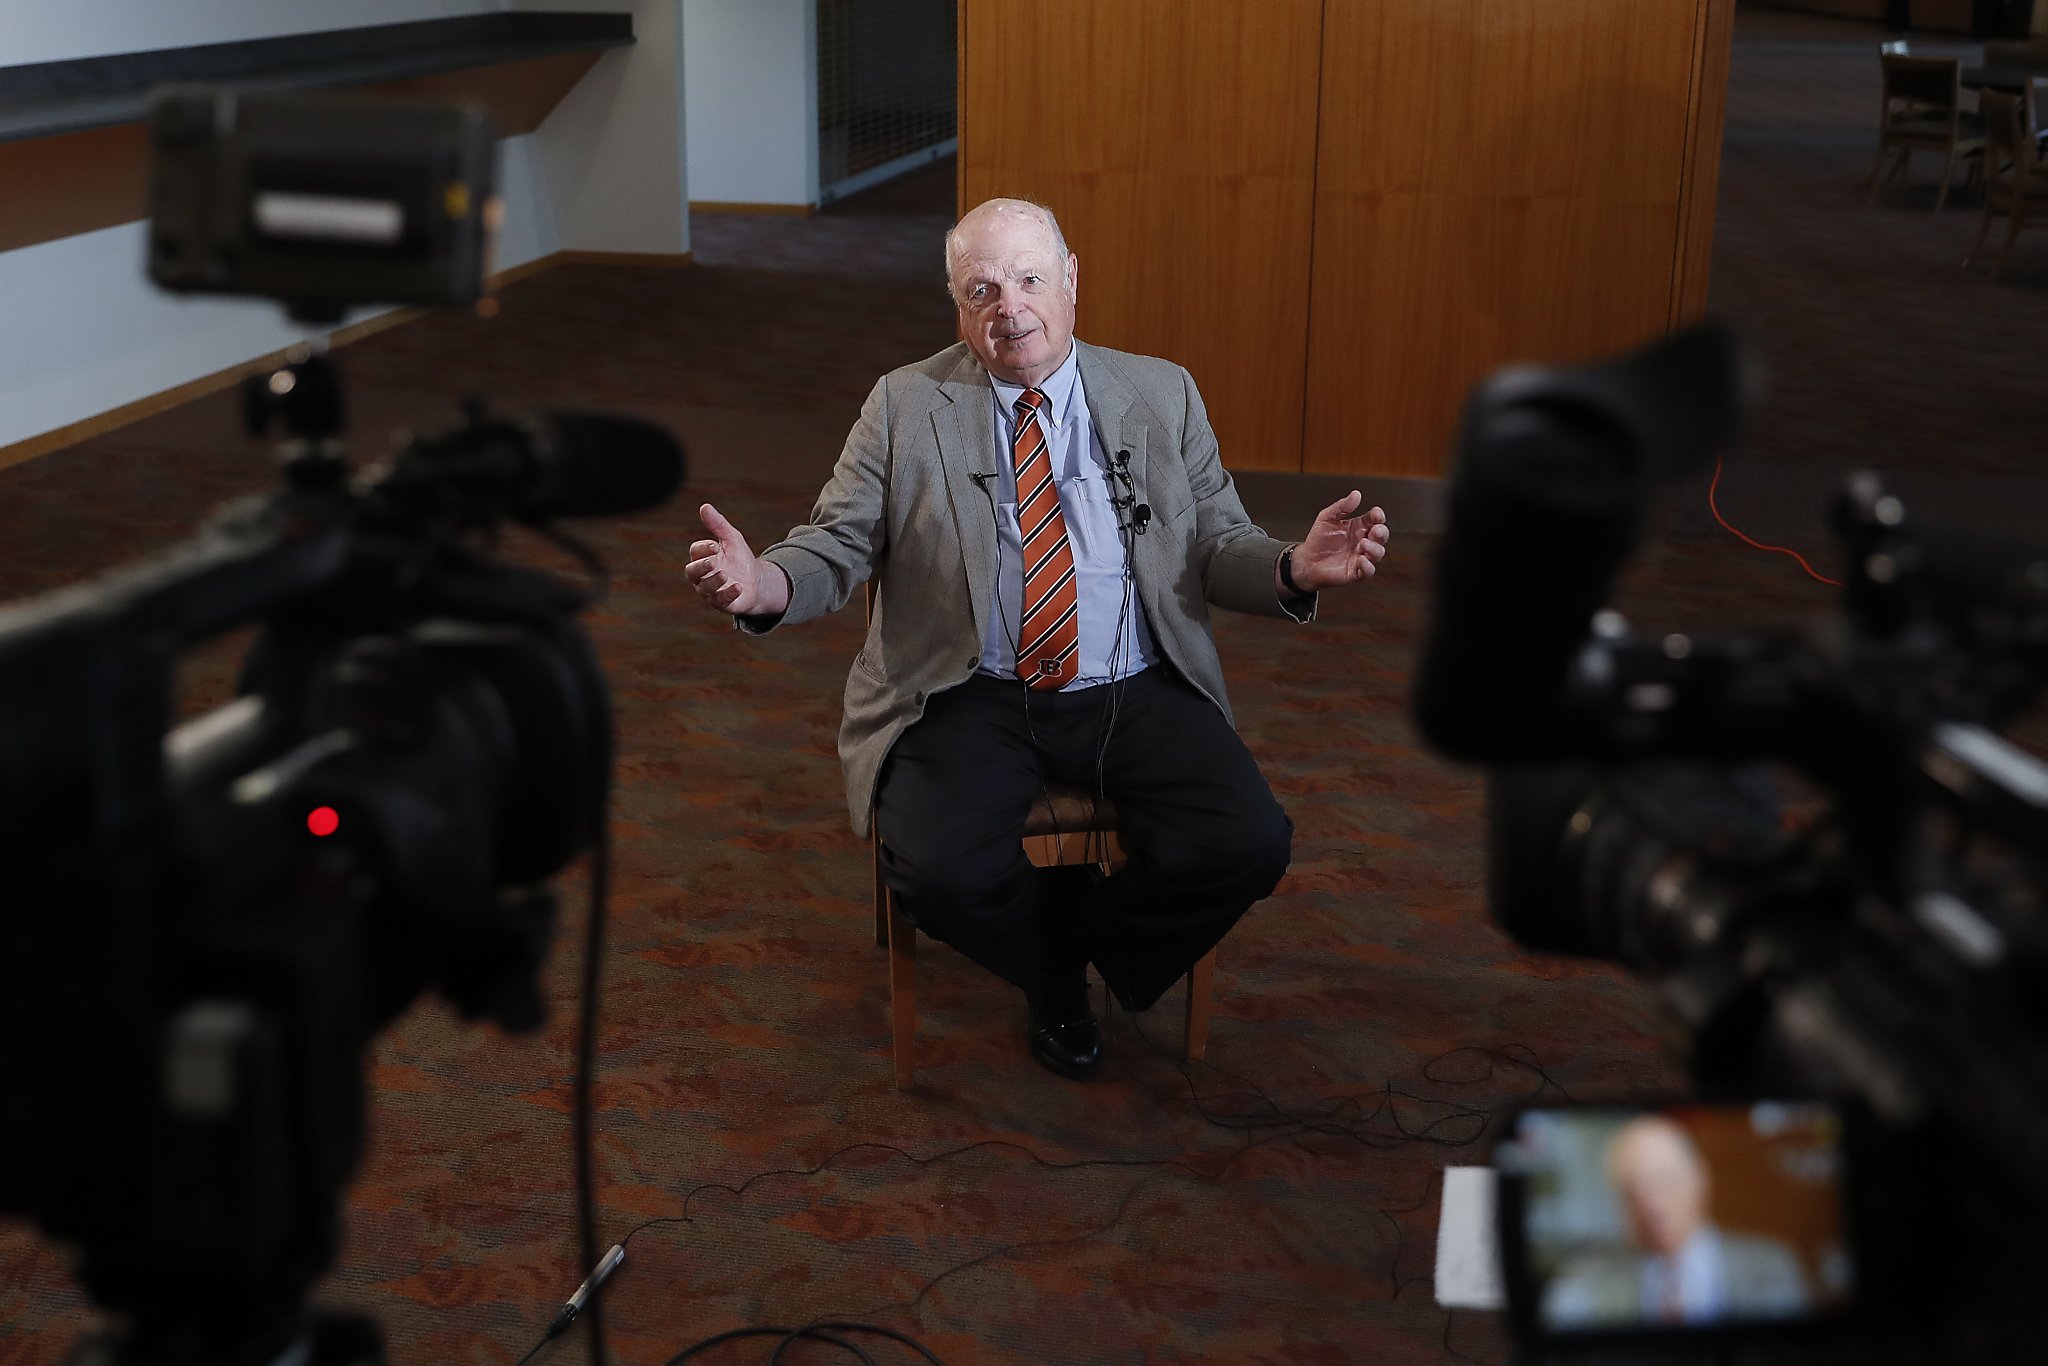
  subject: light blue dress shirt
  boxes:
[978,345,1159,688]
[1640,1228,1728,1324]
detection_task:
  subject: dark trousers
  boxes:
[872,667,1292,1012]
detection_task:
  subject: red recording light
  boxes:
[307,806,341,838]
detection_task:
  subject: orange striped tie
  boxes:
[1012,388,1079,690]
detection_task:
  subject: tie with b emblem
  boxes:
[1011,388,1080,690]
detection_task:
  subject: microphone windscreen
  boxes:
[532,412,686,518]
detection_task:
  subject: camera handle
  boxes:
[246,341,348,486]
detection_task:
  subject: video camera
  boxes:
[0,89,681,1366]
[1415,324,2048,1362]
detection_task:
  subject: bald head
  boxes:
[946,198,1078,387]
[1606,1117,1711,1256]
[945,199,1070,285]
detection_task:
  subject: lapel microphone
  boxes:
[967,470,1001,531]
[1111,450,1150,535]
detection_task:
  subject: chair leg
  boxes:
[1965,201,1997,269]
[1870,143,1910,200]
[1936,147,1956,212]
[872,846,889,949]
[1992,206,2027,282]
[1183,949,1216,1063]
[887,894,917,1090]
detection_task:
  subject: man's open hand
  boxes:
[1287,491,1391,592]
[685,503,790,617]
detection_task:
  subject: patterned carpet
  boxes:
[3,6,2043,1363]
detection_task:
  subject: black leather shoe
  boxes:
[1028,1009,1103,1079]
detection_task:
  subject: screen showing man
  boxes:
[1511,1104,1854,1333]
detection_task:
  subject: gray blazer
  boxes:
[748,339,1312,835]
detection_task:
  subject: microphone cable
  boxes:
[976,398,1087,869]
[569,770,614,1366]
[1087,445,1145,868]
[1707,453,1842,587]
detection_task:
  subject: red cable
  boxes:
[1707,454,1844,587]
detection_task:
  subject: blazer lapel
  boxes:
[1077,341,1168,593]
[932,351,1000,647]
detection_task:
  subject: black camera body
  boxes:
[1414,325,2048,1361]
[2,446,615,1361]
[0,88,681,1366]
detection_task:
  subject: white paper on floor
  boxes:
[1434,1165,1505,1310]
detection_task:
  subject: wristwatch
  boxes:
[1279,543,1305,596]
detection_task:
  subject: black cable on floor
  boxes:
[542,1036,1577,1363]
[769,1322,948,1365]
[666,1325,875,1364]
[572,818,613,1366]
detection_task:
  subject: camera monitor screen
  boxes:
[1506,1103,1855,1334]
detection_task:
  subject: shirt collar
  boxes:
[990,343,1081,430]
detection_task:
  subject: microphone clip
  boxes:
[1109,451,1148,535]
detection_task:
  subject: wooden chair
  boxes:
[1871,52,1986,210]
[873,784,1217,1090]
[1980,46,2048,148]
[1964,87,2048,280]
[862,577,1217,1087]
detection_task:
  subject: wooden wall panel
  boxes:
[1302,0,1707,478]
[1673,0,1736,324]
[0,124,150,255]
[959,0,1322,471]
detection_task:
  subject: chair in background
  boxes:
[1871,52,1986,210]
[1964,88,2048,280]
[861,584,1216,1090]
[1979,45,2048,148]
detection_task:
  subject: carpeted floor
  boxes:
[2,5,2044,1363]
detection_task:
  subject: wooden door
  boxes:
[1301,0,1719,477]
[959,0,1323,471]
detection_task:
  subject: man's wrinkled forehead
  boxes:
[950,210,1063,285]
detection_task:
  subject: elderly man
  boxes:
[1544,1116,1810,1328]
[685,198,1390,1079]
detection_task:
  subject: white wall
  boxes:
[0,0,686,451]
[681,0,815,207]
[514,0,688,253]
